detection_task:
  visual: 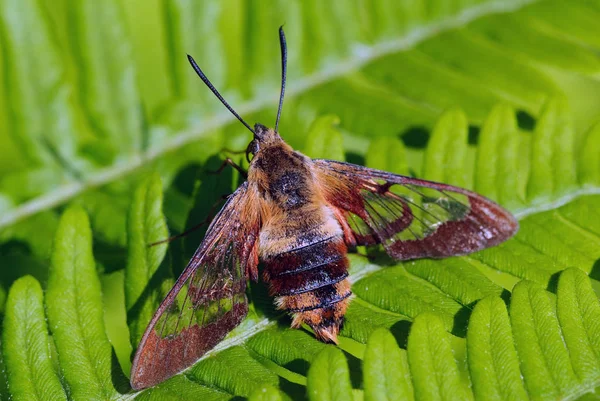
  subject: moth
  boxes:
[130,27,518,390]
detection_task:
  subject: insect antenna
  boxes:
[187,54,255,134]
[275,26,287,132]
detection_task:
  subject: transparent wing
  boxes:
[313,160,518,259]
[130,182,260,390]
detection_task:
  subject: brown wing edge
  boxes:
[130,276,248,390]
[130,184,258,390]
[314,160,519,260]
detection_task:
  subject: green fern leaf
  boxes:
[1,1,600,400]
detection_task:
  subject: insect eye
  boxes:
[246,140,260,162]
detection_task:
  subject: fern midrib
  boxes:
[514,187,600,219]
[554,210,600,244]
[560,379,600,401]
[0,0,540,231]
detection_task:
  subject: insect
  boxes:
[130,27,518,390]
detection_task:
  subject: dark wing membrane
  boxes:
[130,183,260,390]
[313,160,518,260]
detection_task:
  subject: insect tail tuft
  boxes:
[313,324,340,344]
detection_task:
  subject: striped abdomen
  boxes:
[262,235,351,342]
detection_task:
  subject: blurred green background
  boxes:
[1,0,600,399]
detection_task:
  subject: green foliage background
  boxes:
[1,0,600,400]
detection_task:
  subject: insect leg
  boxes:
[206,157,248,178]
[148,194,232,247]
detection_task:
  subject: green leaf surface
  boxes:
[408,313,471,401]
[580,121,600,187]
[510,280,578,399]
[365,136,410,176]
[352,266,464,332]
[45,207,126,399]
[135,374,229,401]
[249,384,292,401]
[422,107,470,188]
[125,173,169,348]
[556,268,600,385]
[0,0,81,168]
[1,1,600,400]
[527,97,577,202]
[363,328,413,401]
[307,347,353,401]
[467,296,527,401]
[474,103,524,210]
[245,326,327,376]
[186,346,279,397]
[303,115,345,161]
[68,0,143,161]
[2,276,67,401]
[471,12,600,74]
